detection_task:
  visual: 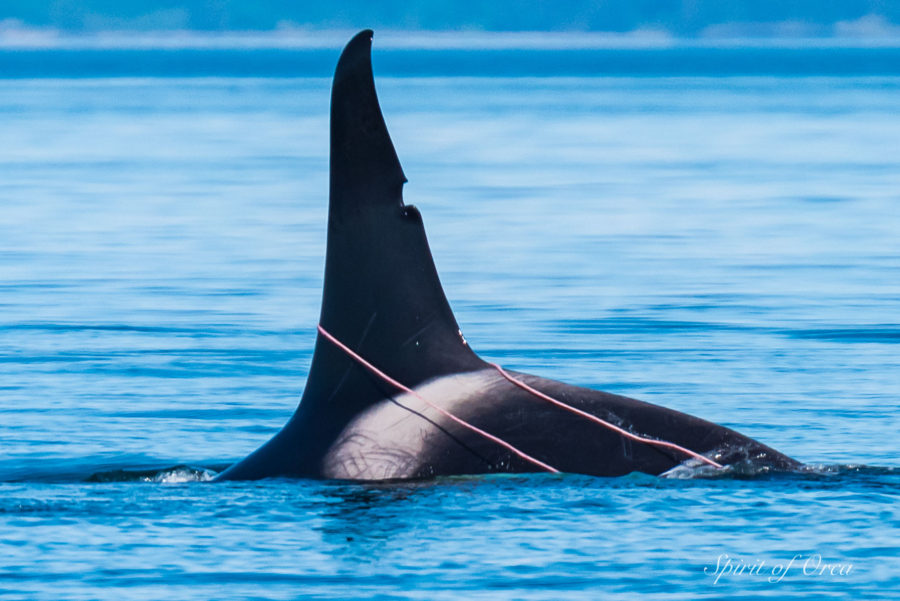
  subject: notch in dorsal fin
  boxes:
[298,31,484,422]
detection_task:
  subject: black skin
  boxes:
[215,30,799,481]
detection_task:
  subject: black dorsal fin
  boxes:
[329,30,406,217]
[297,31,484,424]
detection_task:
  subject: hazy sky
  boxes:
[2,0,900,37]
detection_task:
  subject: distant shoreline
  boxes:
[3,28,900,51]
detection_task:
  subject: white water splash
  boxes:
[147,466,218,484]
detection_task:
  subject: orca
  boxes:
[216,30,799,481]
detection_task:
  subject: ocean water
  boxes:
[1,46,899,599]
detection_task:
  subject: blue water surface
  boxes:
[1,47,898,600]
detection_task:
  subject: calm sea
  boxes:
[1,44,898,600]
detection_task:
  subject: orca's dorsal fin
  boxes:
[298,30,484,421]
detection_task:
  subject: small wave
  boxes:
[662,460,897,480]
[796,463,899,478]
[85,465,218,483]
[787,326,900,343]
